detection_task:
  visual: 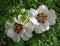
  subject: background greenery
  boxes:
[0,0,60,46]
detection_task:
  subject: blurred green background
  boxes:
[0,0,60,46]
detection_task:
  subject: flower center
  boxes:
[36,13,47,23]
[13,23,23,33]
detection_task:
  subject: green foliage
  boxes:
[0,0,60,46]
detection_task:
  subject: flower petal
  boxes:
[43,20,50,30]
[25,22,34,32]
[5,28,14,38]
[39,20,49,31]
[14,17,18,22]
[12,32,20,42]
[28,8,38,17]
[18,15,22,21]
[37,5,48,14]
[35,25,43,34]
[21,32,29,41]
[30,17,39,25]
[25,31,33,38]
[39,24,46,31]
[47,9,56,25]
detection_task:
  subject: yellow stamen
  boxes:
[13,23,23,33]
[36,13,47,23]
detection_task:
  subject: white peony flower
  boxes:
[28,5,56,34]
[5,15,34,42]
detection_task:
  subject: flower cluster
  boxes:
[5,5,56,42]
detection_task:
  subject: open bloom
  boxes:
[28,5,56,34]
[5,15,34,42]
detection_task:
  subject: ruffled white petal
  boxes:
[21,32,30,41]
[25,31,32,38]
[20,22,33,40]
[39,20,49,31]
[5,28,14,38]
[35,25,43,34]
[39,24,46,31]
[43,20,50,30]
[37,5,48,14]
[30,17,39,25]
[47,9,56,25]
[25,23,34,32]
[28,8,38,17]
[12,32,20,42]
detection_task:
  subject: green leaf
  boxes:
[14,41,24,46]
